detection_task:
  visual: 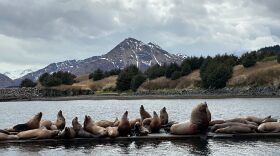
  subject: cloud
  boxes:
[0,0,279,73]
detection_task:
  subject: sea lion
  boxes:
[258,122,280,133]
[132,122,149,136]
[0,129,10,135]
[225,118,258,126]
[53,110,65,130]
[129,118,141,127]
[58,127,76,139]
[245,116,271,125]
[106,127,119,138]
[0,132,18,140]
[17,129,59,140]
[96,118,119,128]
[72,117,98,138]
[170,121,198,135]
[113,118,120,127]
[150,111,161,133]
[262,117,278,123]
[190,102,210,131]
[161,121,179,132]
[118,111,131,136]
[11,112,42,132]
[40,120,58,130]
[215,125,255,134]
[209,120,225,126]
[171,103,211,135]
[83,115,107,137]
[211,122,257,132]
[140,105,151,121]
[160,107,168,125]
[142,118,152,127]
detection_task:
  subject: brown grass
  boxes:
[227,61,280,87]
[139,70,201,91]
[73,75,117,91]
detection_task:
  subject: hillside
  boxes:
[51,60,279,92]
[0,73,14,88]
[13,38,183,85]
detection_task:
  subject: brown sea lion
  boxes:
[58,127,76,139]
[245,116,271,125]
[96,118,119,128]
[0,132,18,140]
[17,129,59,139]
[150,111,161,133]
[215,125,255,134]
[258,122,280,133]
[142,118,152,127]
[132,121,149,136]
[129,118,141,127]
[160,107,168,125]
[209,120,225,126]
[53,110,65,130]
[170,121,198,135]
[262,117,278,123]
[190,102,210,131]
[11,112,42,132]
[40,120,58,130]
[211,122,257,132]
[106,127,119,138]
[225,118,258,126]
[113,118,120,127]
[72,117,98,138]
[140,105,151,121]
[83,115,107,137]
[118,111,131,136]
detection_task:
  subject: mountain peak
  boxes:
[147,42,162,50]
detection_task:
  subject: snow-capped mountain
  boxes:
[13,38,184,85]
[0,73,14,88]
[3,69,36,80]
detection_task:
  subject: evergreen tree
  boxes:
[242,52,257,68]
[20,78,37,88]
[91,69,104,81]
[171,71,181,80]
[131,74,147,91]
[165,63,180,78]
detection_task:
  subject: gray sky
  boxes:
[0,0,280,73]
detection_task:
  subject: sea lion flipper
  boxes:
[13,124,29,132]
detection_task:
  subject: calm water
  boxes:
[0,98,279,156]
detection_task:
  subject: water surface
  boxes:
[0,98,279,155]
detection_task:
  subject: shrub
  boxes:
[20,78,37,88]
[131,74,147,91]
[144,64,166,79]
[171,71,181,80]
[277,54,280,63]
[116,65,140,91]
[39,71,76,87]
[241,52,257,68]
[90,69,104,81]
[182,57,204,70]
[200,60,233,89]
[165,63,180,78]
[180,62,191,76]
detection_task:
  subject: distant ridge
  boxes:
[13,38,184,85]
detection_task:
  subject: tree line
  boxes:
[20,45,280,90]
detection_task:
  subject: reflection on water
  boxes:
[0,98,279,155]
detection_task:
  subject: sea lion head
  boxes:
[153,111,158,118]
[55,110,65,130]
[140,105,144,110]
[190,103,210,130]
[84,115,92,127]
[122,111,128,120]
[72,117,82,131]
[36,112,43,121]
[51,130,60,137]
[161,107,166,112]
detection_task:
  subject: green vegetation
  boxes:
[262,55,277,62]
[165,63,180,78]
[171,71,181,80]
[116,65,140,91]
[200,59,233,89]
[131,74,147,91]
[241,52,257,68]
[89,69,104,81]
[20,78,37,88]
[277,54,280,63]
[144,64,166,79]
[39,71,76,87]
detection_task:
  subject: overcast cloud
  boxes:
[0,0,280,73]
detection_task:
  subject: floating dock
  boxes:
[1,132,280,143]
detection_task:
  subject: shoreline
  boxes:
[2,94,280,102]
